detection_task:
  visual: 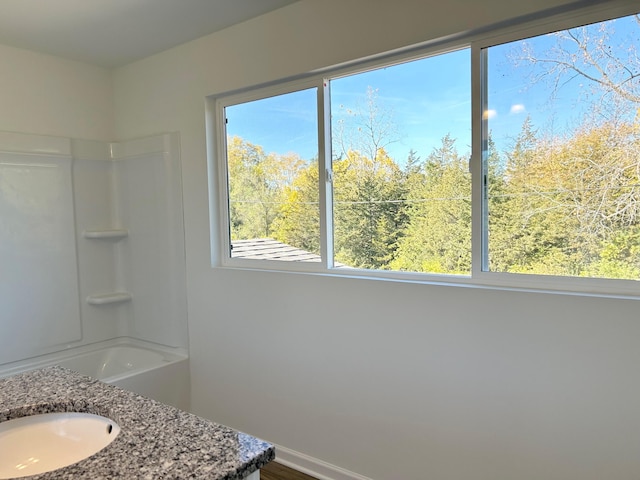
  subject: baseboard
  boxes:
[272,443,374,480]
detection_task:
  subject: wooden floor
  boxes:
[261,462,318,480]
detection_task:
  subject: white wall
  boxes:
[113,1,640,479]
[0,43,113,141]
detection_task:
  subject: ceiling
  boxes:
[0,0,299,68]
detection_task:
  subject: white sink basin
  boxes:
[0,412,120,479]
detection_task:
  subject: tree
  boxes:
[271,161,321,254]
[226,136,307,241]
[391,135,472,274]
[488,117,640,278]
[333,148,406,269]
[334,86,399,164]
[512,14,640,112]
[332,86,408,269]
[489,119,577,274]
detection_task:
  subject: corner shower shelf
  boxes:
[86,292,132,306]
[83,229,129,240]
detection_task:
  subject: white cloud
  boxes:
[510,104,526,114]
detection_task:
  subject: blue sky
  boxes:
[225,13,638,164]
[225,49,471,163]
[331,48,471,163]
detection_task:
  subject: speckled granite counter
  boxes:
[0,366,274,479]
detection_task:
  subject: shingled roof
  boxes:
[231,238,322,262]
[231,238,348,268]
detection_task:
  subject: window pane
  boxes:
[224,88,320,261]
[330,49,471,273]
[485,13,640,279]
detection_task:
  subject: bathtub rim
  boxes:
[0,337,188,381]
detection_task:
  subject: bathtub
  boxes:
[0,339,190,411]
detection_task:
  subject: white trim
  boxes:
[216,264,640,301]
[215,91,233,264]
[471,41,485,277]
[109,134,167,160]
[319,78,333,268]
[205,96,221,266]
[0,131,71,156]
[72,135,173,162]
[216,77,322,113]
[274,444,374,480]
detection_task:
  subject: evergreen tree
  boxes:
[391,135,471,274]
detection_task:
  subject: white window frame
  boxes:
[210,78,331,273]
[207,0,640,297]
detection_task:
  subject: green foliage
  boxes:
[227,136,312,244]
[271,161,321,255]
[487,118,640,278]
[390,135,471,274]
[333,149,407,269]
[586,227,640,279]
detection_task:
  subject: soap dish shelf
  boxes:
[86,292,132,306]
[83,229,129,240]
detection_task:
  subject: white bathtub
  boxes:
[0,339,190,411]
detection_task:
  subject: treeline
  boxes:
[227,116,640,279]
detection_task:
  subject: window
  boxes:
[223,88,320,262]
[330,49,471,273]
[483,12,640,281]
[212,3,640,295]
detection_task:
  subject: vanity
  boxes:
[0,367,274,479]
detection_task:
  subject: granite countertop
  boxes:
[0,366,275,479]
